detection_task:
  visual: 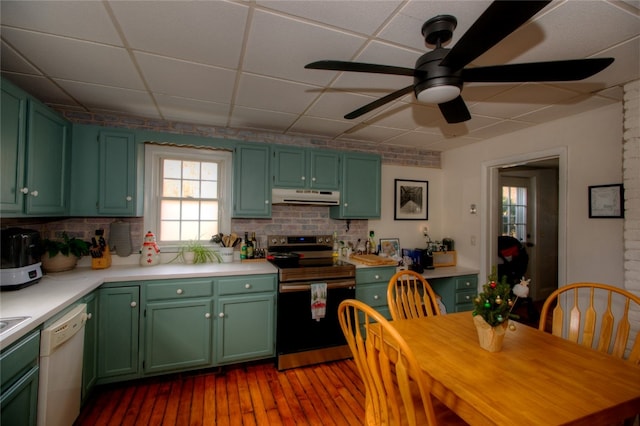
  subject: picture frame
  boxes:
[394,179,428,220]
[588,184,624,218]
[379,238,400,257]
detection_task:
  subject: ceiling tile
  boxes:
[338,124,406,143]
[2,27,144,89]
[135,52,236,103]
[155,94,230,127]
[383,130,445,148]
[288,116,354,138]
[243,9,366,85]
[229,106,298,132]
[256,0,403,35]
[468,119,535,139]
[1,0,121,44]
[2,73,78,106]
[235,74,318,113]
[0,40,40,75]
[305,91,378,120]
[514,94,618,124]
[110,1,248,68]
[55,79,159,117]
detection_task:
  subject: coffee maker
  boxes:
[1,228,43,290]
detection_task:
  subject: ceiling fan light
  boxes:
[417,85,460,104]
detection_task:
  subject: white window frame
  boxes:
[143,144,232,252]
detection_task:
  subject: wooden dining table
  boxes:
[389,312,640,426]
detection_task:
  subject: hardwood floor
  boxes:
[76,359,366,426]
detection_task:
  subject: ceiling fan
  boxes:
[305,0,614,124]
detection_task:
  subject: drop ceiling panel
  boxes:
[235,74,318,113]
[337,124,406,143]
[110,1,248,68]
[288,116,354,138]
[155,94,230,127]
[229,106,298,132]
[3,73,78,106]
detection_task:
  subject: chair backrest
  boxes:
[538,282,640,365]
[338,299,438,426]
[387,270,441,321]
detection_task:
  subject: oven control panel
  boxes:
[267,235,333,249]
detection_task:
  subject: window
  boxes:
[501,184,527,241]
[144,144,232,249]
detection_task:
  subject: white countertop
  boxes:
[0,261,277,349]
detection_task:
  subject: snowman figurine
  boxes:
[140,231,161,266]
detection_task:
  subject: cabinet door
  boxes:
[233,143,271,217]
[25,101,70,215]
[0,81,27,214]
[309,150,341,190]
[144,298,213,374]
[331,153,381,219]
[97,286,139,381]
[216,294,275,364]
[98,131,136,215]
[82,292,98,402]
[0,366,38,426]
[272,146,306,188]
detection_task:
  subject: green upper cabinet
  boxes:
[331,152,381,219]
[233,143,271,218]
[0,80,70,217]
[272,146,341,190]
[0,81,27,214]
[70,126,141,216]
[98,131,139,215]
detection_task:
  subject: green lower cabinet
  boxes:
[0,330,40,426]
[97,285,140,383]
[216,293,276,364]
[429,274,478,313]
[144,298,213,375]
[355,266,396,319]
[81,292,98,403]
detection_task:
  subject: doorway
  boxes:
[481,148,567,303]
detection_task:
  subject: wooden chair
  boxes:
[538,282,640,365]
[338,299,465,426]
[387,270,442,321]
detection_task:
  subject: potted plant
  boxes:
[172,240,221,264]
[39,232,90,272]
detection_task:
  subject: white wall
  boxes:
[369,164,444,253]
[441,103,624,285]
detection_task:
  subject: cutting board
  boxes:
[349,254,397,266]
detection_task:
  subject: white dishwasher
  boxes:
[37,303,87,426]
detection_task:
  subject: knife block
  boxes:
[91,246,112,270]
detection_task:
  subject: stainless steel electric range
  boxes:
[267,235,356,370]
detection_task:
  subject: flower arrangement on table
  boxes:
[471,266,530,351]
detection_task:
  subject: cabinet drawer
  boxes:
[455,290,476,306]
[356,267,395,284]
[357,283,388,308]
[455,276,477,291]
[217,275,276,295]
[146,279,213,301]
[1,330,40,391]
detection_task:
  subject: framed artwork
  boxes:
[589,184,624,218]
[379,238,400,257]
[394,179,428,220]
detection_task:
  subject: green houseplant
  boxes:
[172,240,221,264]
[39,232,90,272]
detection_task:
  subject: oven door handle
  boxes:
[279,279,356,293]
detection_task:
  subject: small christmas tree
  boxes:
[472,266,515,327]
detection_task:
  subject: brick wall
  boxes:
[623,79,640,355]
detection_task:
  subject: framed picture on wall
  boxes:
[394,179,428,220]
[589,184,624,218]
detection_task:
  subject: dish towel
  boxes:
[310,283,327,321]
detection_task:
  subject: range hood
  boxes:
[272,188,340,206]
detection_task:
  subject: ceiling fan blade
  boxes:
[440,0,551,71]
[344,85,415,119]
[461,58,614,82]
[305,60,416,77]
[438,96,471,123]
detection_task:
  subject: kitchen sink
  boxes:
[0,316,31,335]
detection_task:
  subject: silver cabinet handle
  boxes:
[218,312,225,318]
[130,301,137,308]
[265,200,269,204]
[30,190,38,197]
[19,187,29,194]
[301,176,306,181]
[344,203,348,207]
[374,275,380,280]
[86,313,93,320]
[205,313,211,319]
[244,283,251,289]
[126,196,132,201]
[311,177,316,182]
[373,295,379,300]
[465,281,471,287]
[176,289,183,295]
